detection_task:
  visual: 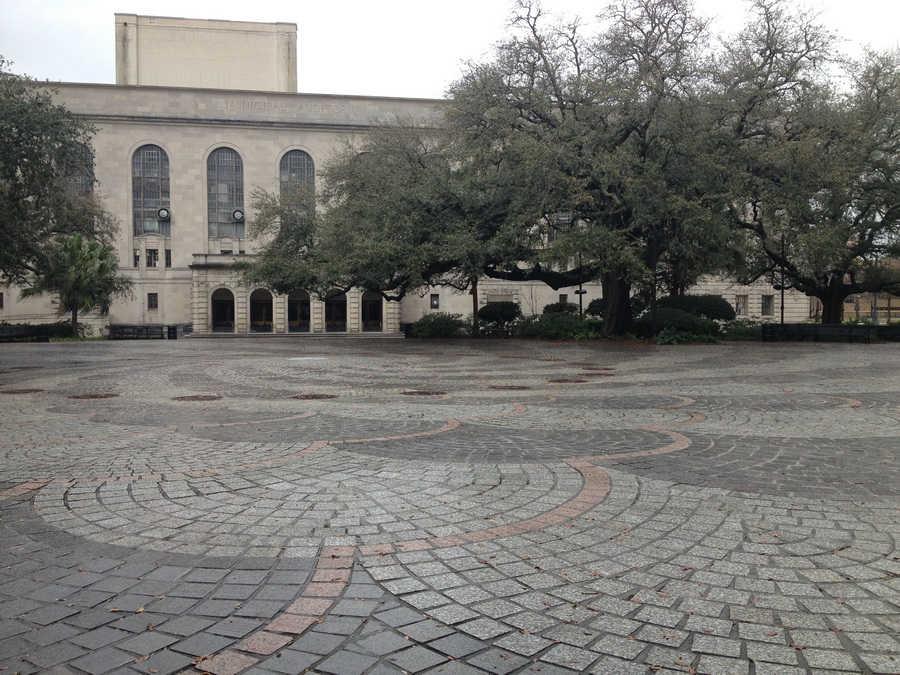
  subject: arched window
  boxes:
[279,150,315,213]
[279,150,315,192]
[70,144,94,198]
[132,145,171,236]
[208,148,244,238]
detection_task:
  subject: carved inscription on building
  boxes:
[220,100,369,117]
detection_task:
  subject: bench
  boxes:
[0,325,51,343]
[108,325,166,340]
[762,323,873,343]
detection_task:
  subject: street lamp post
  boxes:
[575,252,585,318]
[650,268,664,340]
[771,233,792,325]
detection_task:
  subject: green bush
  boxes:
[720,318,763,341]
[657,294,736,321]
[519,313,597,340]
[585,298,604,318]
[632,308,719,338]
[542,301,579,314]
[50,320,94,338]
[655,327,720,345]
[1,320,92,338]
[477,301,522,327]
[412,312,468,338]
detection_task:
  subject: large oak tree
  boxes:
[241,0,900,331]
[1,59,111,283]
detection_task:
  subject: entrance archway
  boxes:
[325,290,347,332]
[288,290,311,332]
[250,289,273,332]
[362,291,383,332]
[211,288,235,332]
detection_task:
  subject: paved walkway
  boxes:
[0,339,897,675]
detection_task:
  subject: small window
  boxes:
[0,292,4,310]
[146,249,159,268]
[547,211,571,244]
[559,294,568,304]
[430,294,440,309]
[148,293,159,310]
[761,294,775,316]
[133,249,140,268]
[165,249,172,268]
[735,295,749,317]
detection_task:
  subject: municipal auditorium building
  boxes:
[1,15,805,334]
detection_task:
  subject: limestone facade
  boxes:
[115,14,298,93]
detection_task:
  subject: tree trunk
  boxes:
[71,308,79,338]
[819,291,847,324]
[601,271,633,336]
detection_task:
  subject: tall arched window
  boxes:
[70,144,94,198]
[279,150,315,213]
[208,148,244,238]
[132,145,171,236]
[279,150,315,192]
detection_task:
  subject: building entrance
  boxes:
[362,291,383,332]
[325,291,347,332]
[211,288,235,332]
[250,289,273,332]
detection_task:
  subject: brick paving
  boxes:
[0,338,898,674]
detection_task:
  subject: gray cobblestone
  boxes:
[0,340,897,674]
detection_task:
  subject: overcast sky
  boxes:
[2,0,898,99]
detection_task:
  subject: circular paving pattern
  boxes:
[0,339,897,675]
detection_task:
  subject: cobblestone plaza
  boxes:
[0,339,898,674]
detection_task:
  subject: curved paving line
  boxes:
[660,395,695,409]
[830,396,864,409]
[0,424,179,447]
[1,402,532,495]
[569,426,692,462]
[187,410,321,428]
[0,441,332,496]
[245,461,614,653]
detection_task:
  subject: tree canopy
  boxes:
[240,0,900,330]
[1,59,110,283]
[20,233,132,337]
[722,43,900,321]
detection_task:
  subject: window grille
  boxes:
[208,148,244,238]
[132,145,171,237]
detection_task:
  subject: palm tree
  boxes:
[20,233,132,337]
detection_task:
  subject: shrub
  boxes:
[1,320,92,338]
[720,318,763,341]
[477,301,522,327]
[542,301,579,314]
[657,294,736,321]
[655,327,720,345]
[585,298,604,318]
[412,312,468,338]
[50,320,93,338]
[632,308,719,338]
[519,313,597,340]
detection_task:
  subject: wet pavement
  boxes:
[0,338,898,674]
